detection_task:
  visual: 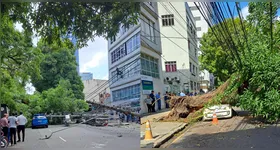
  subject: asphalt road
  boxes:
[163,116,280,148]
[11,124,140,149]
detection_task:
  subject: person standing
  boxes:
[8,113,18,146]
[17,112,27,142]
[156,92,161,110]
[144,95,152,113]
[0,113,9,137]
[149,91,156,112]
[164,92,169,109]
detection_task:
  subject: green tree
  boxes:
[31,41,84,100]
[199,18,246,85]
[200,2,280,122]
[1,2,140,48]
[40,80,88,114]
[0,14,42,111]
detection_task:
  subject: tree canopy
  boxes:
[31,41,84,100]
[1,2,140,48]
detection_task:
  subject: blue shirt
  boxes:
[156,94,160,99]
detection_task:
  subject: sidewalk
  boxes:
[140,109,188,148]
[141,109,171,125]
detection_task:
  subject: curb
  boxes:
[152,123,188,148]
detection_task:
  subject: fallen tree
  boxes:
[162,78,238,122]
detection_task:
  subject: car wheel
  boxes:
[32,126,35,129]
[45,125,48,128]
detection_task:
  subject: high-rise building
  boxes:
[157,2,200,94]
[67,34,80,73]
[108,2,165,114]
[187,2,215,92]
[80,72,93,81]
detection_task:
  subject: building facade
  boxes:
[80,72,93,81]
[157,2,200,95]
[83,79,111,104]
[108,2,165,114]
[67,34,80,73]
[187,2,215,92]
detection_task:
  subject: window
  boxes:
[142,16,156,42]
[162,14,174,26]
[140,53,159,78]
[112,84,141,102]
[186,17,189,23]
[193,65,195,74]
[195,48,197,57]
[110,59,141,83]
[190,62,192,72]
[165,61,177,72]
[194,16,201,21]
[111,32,140,64]
[197,27,202,31]
[188,39,191,50]
[190,6,198,11]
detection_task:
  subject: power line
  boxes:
[85,57,140,101]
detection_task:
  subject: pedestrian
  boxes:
[0,113,9,137]
[164,92,169,108]
[156,92,161,110]
[8,113,18,146]
[144,95,152,113]
[17,112,27,142]
[149,91,156,112]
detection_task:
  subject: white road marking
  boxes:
[59,136,67,142]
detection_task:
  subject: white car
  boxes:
[203,104,233,121]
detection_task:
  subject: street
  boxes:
[11,124,140,149]
[161,116,280,148]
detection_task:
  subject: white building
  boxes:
[157,2,200,94]
[108,2,165,114]
[187,2,215,92]
[83,79,111,104]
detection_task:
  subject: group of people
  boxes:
[144,91,171,113]
[0,112,28,146]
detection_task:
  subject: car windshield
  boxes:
[34,116,46,119]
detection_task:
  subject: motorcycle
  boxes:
[64,114,71,127]
[1,129,8,148]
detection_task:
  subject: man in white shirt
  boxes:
[17,112,27,142]
[8,113,18,145]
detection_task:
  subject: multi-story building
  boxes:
[108,2,165,114]
[83,79,111,104]
[80,72,93,81]
[157,2,200,94]
[187,2,215,92]
[67,34,80,73]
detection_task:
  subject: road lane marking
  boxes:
[59,136,67,142]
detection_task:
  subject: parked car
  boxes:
[32,114,48,129]
[203,104,233,121]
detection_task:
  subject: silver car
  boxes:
[203,104,233,121]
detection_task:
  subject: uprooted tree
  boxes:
[165,2,280,123]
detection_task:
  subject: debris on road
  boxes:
[162,79,233,122]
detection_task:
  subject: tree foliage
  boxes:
[200,2,280,122]
[40,80,88,114]
[1,2,140,48]
[31,41,84,100]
